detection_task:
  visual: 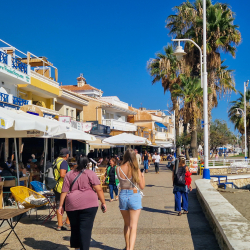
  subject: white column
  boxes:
[203,0,210,179]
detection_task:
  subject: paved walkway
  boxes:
[0,163,220,249]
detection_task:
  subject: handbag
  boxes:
[119,167,144,198]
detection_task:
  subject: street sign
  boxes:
[201,120,204,129]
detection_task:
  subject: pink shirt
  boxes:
[62,169,100,211]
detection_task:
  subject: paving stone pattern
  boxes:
[0,163,220,250]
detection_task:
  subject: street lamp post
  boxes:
[244,80,249,159]
[235,107,248,160]
[171,0,210,179]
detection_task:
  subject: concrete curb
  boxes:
[195,179,250,250]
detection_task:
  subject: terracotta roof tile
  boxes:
[61,84,103,92]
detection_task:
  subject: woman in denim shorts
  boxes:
[116,148,145,250]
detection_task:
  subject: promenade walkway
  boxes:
[0,163,220,250]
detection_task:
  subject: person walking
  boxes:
[142,151,149,173]
[117,148,145,250]
[135,149,142,167]
[54,148,71,231]
[59,156,107,250]
[105,158,119,202]
[152,152,161,174]
[172,154,190,216]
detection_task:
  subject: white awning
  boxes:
[103,133,151,145]
[0,107,70,136]
[155,140,173,148]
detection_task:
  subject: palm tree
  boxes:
[147,45,183,155]
[166,0,240,148]
[171,75,205,157]
[229,91,250,157]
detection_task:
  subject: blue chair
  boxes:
[30,181,47,192]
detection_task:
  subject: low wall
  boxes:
[196,179,250,250]
[210,167,229,175]
[211,175,250,189]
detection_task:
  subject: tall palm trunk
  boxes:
[190,121,198,158]
[172,97,180,156]
[183,123,190,160]
[207,72,216,158]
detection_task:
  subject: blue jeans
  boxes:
[174,186,188,212]
[109,184,118,199]
[144,160,148,170]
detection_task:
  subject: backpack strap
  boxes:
[53,158,64,181]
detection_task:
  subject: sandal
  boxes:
[109,199,113,202]
[56,226,62,231]
[183,211,188,214]
[115,196,118,201]
[177,212,182,216]
[62,223,71,231]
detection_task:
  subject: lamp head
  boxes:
[173,45,186,61]
[235,109,241,117]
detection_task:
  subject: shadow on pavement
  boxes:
[90,238,123,250]
[187,188,220,250]
[143,206,177,215]
[23,237,69,250]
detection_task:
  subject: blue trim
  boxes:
[203,169,210,179]
[0,102,20,110]
[155,122,167,130]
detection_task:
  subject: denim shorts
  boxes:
[119,189,142,211]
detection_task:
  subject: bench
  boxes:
[211,175,234,189]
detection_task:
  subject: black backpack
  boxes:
[174,165,186,186]
[45,158,64,190]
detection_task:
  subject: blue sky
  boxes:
[1,0,250,134]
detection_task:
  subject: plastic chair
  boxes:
[10,186,48,209]
[30,181,47,193]
[30,181,56,224]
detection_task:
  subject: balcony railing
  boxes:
[12,96,29,106]
[12,57,27,74]
[0,51,7,64]
[155,131,167,140]
[0,92,9,103]
[102,119,137,132]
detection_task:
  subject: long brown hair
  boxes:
[122,148,139,184]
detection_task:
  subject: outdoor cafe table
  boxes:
[0,208,30,249]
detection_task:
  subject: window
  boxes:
[110,114,114,119]
[76,111,80,121]
[71,110,74,119]
[66,108,69,116]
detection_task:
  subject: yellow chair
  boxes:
[10,186,48,209]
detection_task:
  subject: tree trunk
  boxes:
[191,129,198,158]
[171,97,180,157]
[207,71,216,159]
[183,123,190,160]
[247,128,250,158]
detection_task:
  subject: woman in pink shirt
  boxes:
[58,156,107,250]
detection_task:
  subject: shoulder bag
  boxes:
[119,167,144,198]
[69,169,85,192]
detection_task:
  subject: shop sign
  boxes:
[26,130,42,137]
[82,122,92,132]
[20,105,43,117]
[0,62,30,83]
[58,116,71,125]
[189,158,198,174]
